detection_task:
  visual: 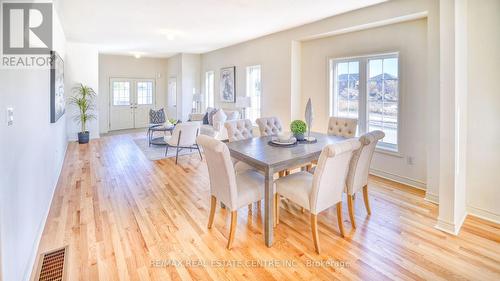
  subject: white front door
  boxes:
[167,77,177,119]
[109,78,156,131]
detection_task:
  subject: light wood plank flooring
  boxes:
[33,132,500,281]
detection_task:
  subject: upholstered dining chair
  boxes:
[197,135,265,249]
[345,130,385,228]
[224,119,254,142]
[327,117,358,138]
[164,122,202,164]
[274,139,360,254]
[256,117,283,136]
[224,119,257,173]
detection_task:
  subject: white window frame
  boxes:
[205,71,215,109]
[328,52,401,153]
[246,65,262,123]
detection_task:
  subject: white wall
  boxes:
[466,0,500,222]
[98,55,168,133]
[301,19,428,186]
[65,42,100,140]
[201,0,439,190]
[166,54,182,119]
[165,53,201,122]
[0,6,67,281]
[181,54,201,121]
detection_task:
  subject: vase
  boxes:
[294,133,305,141]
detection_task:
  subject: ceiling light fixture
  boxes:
[132,52,144,59]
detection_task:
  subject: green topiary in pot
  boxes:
[68,84,96,144]
[290,120,307,141]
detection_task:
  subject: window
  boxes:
[246,65,261,122]
[333,61,359,119]
[137,81,153,105]
[330,53,399,151]
[112,81,131,105]
[205,71,214,108]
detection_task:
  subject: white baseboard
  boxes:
[24,140,68,281]
[370,168,426,190]
[435,212,467,235]
[424,192,439,204]
[467,205,500,224]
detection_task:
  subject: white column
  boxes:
[436,0,468,234]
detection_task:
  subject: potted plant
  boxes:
[290,120,307,141]
[69,84,96,144]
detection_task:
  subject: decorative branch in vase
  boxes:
[68,84,96,144]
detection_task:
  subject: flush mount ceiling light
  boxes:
[132,52,144,59]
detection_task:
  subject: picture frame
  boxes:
[219,66,236,103]
[50,50,65,123]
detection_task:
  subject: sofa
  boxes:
[189,108,241,140]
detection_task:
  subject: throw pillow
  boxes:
[202,112,209,124]
[208,108,218,126]
[226,110,240,121]
[213,109,227,124]
[149,108,166,124]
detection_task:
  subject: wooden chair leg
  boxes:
[336,202,345,237]
[310,214,320,254]
[274,193,280,227]
[257,200,261,209]
[278,171,285,177]
[207,196,216,229]
[227,211,237,249]
[248,203,252,213]
[363,185,371,215]
[306,164,313,172]
[301,207,305,213]
[347,194,356,229]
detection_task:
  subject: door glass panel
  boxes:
[112,82,130,105]
[137,81,153,105]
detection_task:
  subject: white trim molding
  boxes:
[435,212,467,236]
[370,168,426,190]
[467,205,500,224]
[424,192,439,204]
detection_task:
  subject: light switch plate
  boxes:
[7,107,14,126]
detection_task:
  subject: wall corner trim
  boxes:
[435,212,467,236]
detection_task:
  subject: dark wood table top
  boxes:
[226,132,347,171]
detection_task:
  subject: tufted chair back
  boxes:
[224,119,254,142]
[309,139,360,214]
[196,135,239,210]
[256,117,283,136]
[327,117,358,138]
[345,130,385,195]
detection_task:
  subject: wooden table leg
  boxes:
[264,168,274,247]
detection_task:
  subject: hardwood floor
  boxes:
[34,132,500,281]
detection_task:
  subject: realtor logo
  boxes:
[2,2,52,54]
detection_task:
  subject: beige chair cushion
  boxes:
[236,170,265,208]
[256,117,283,136]
[327,117,358,138]
[275,139,361,215]
[275,171,313,209]
[197,135,264,211]
[224,119,254,142]
[346,130,385,195]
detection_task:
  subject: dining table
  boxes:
[226,131,348,247]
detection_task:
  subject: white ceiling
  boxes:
[58,0,385,58]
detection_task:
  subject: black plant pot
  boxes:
[78,131,90,144]
[294,133,305,141]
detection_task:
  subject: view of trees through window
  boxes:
[331,54,399,150]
